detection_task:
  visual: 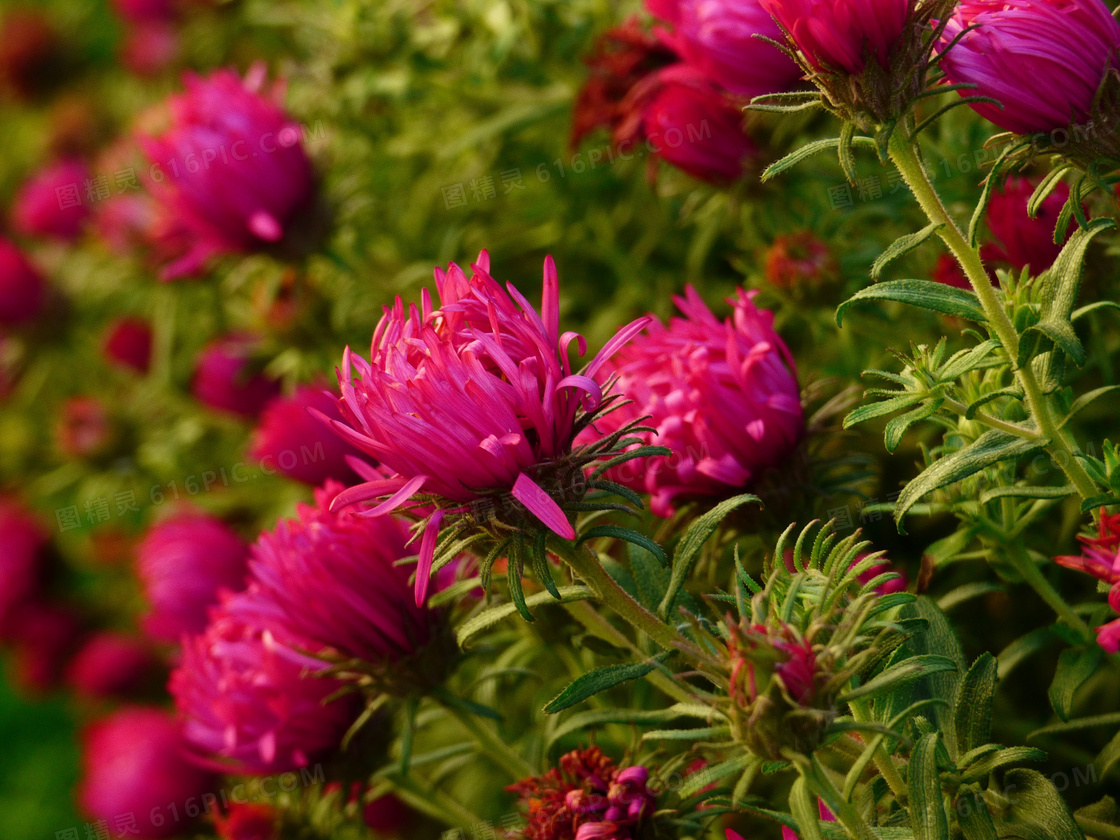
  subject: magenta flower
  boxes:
[649,0,804,99]
[1055,511,1120,653]
[0,498,47,640]
[0,237,46,326]
[137,511,250,643]
[140,64,315,280]
[587,286,803,518]
[121,20,181,77]
[11,158,91,240]
[103,317,154,374]
[8,600,82,693]
[112,0,179,23]
[983,176,1072,273]
[66,631,158,699]
[761,0,909,74]
[938,0,1120,136]
[249,385,362,486]
[632,67,760,182]
[170,590,359,773]
[192,333,282,418]
[237,481,436,664]
[215,804,278,840]
[320,252,648,605]
[79,706,215,839]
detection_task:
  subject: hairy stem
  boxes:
[887,130,1099,502]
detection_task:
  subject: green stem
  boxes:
[1076,815,1120,840]
[440,700,536,781]
[553,541,706,667]
[848,699,908,804]
[1006,543,1094,638]
[941,398,1037,440]
[887,130,1099,503]
[387,772,482,828]
[564,599,701,706]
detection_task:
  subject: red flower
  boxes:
[103,317,154,374]
[214,804,277,840]
[764,232,836,288]
[0,237,47,326]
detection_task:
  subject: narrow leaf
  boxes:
[543,654,671,714]
[837,280,987,327]
[954,654,997,754]
[872,224,944,280]
[909,732,950,840]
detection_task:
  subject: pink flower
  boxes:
[237,481,436,664]
[112,0,179,23]
[632,67,760,182]
[137,511,250,643]
[0,498,47,640]
[852,552,908,594]
[121,20,181,77]
[8,600,82,693]
[320,252,648,605]
[764,232,837,288]
[11,158,91,241]
[103,317,154,373]
[56,396,114,459]
[1054,509,1120,586]
[937,0,1120,135]
[983,176,1072,274]
[761,0,909,74]
[140,65,315,280]
[170,589,359,773]
[192,333,282,418]
[215,804,277,840]
[249,385,362,486]
[0,237,47,326]
[648,0,804,99]
[66,632,158,699]
[79,706,215,839]
[587,286,803,518]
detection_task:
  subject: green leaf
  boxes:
[790,775,823,840]
[884,399,944,453]
[957,790,1000,840]
[543,653,671,713]
[960,746,1047,782]
[1065,385,1120,424]
[578,525,668,567]
[839,655,959,703]
[1021,318,1085,367]
[456,586,593,647]
[838,121,858,183]
[1094,729,1120,780]
[659,494,761,618]
[909,732,950,840]
[901,598,967,754]
[1036,217,1115,326]
[987,769,1085,840]
[872,224,944,280]
[677,754,755,798]
[844,393,926,429]
[1049,646,1104,721]
[978,484,1075,504]
[544,708,684,754]
[761,135,877,181]
[895,430,1044,531]
[954,654,997,754]
[836,280,987,327]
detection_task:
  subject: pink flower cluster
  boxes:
[1055,510,1120,653]
[572,0,804,183]
[761,0,909,75]
[590,286,803,517]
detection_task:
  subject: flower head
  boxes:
[139,65,315,279]
[762,0,909,74]
[1054,509,1120,586]
[56,396,115,459]
[8,599,82,693]
[507,747,657,840]
[650,0,804,99]
[0,237,47,326]
[103,317,154,374]
[0,498,47,640]
[11,158,91,240]
[170,589,360,774]
[321,252,649,604]
[137,511,250,642]
[237,481,439,670]
[215,804,277,840]
[249,385,362,486]
[65,631,158,699]
[192,333,282,418]
[79,706,215,839]
[764,232,837,288]
[588,286,803,518]
[938,0,1120,137]
[983,176,1072,273]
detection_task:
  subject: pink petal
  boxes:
[415,509,444,606]
[512,472,575,540]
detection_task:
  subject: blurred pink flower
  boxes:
[938,0,1120,135]
[112,0,179,23]
[0,237,46,326]
[648,0,804,99]
[137,511,249,643]
[320,252,648,604]
[11,158,91,240]
[79,706,215,839]
[66,631,158,699]
[103,317,154,373]
[984,176,1072,273]
[631,66,759,182]
[760,0,909,74]
[588,286,803,518]
[215,804,277,840]
[121,20,181,77]
[140,65,315,280]
[192,333,282,418]
[238,481,435,663]
[170,589,359,773]
[249,385,362,486]
[56,396,114,459]
[8,600,82,693]
[764,232,836,289]
[0,498,47,640]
